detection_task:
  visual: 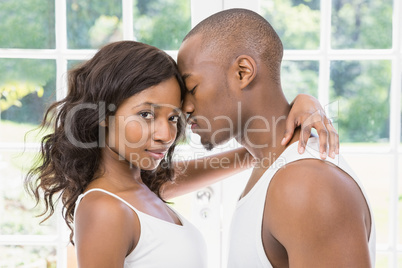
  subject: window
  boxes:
[0,0,400,267]
[269,1,400,267]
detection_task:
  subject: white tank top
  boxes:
[227,138,376,267]
[74,188,208,268]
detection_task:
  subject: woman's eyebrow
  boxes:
[131,102,154,110]
[172,107,183,114]
[132,102,181,112]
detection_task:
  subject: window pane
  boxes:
[68,60,84,71]
[375,253,389,268]
[132,0,191,50]
[0,150,57,236]
[260,0,320,50]
[281,61,318,101]
[67,0,123,49]
[0,245,57,267]
[399,155,402,245]
[399,254,402,268]
[331,0,392,49]
[330,60,391,143]
[0,0,55,49]
[0,59,56,143]
[342,153,392,244]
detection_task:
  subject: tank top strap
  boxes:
[75,188,140,215]
[238,138,338,206]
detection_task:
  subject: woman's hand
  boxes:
[282,94,339,159]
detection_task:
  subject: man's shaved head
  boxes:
[183,8,283,82]
[177,8,287,150]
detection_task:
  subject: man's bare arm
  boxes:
[264,159,371,267]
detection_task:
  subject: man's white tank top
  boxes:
[227,138,376,267]
[74,188,207,268]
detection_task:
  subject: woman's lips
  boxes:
[146,149,167,160]
[187,117,198,132]
[190,123,199,132]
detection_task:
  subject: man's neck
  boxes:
[237,102,299,166]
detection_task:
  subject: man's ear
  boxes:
[234,55,256,89]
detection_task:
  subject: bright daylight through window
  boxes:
[0,0,400,267]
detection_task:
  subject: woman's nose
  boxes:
[152,119,175,144]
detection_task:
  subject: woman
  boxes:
[25,41,336,267]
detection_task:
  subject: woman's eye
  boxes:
[169,115,179,123]
[139,112,154,119]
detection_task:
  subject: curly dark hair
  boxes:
[25,41,187,243]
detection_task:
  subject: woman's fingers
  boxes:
[325,118,339,158]
[282,112,300,146]
[299,111,339,159]
[282,94,340,158]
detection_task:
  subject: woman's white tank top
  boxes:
[227,138,376,267]
[74,188,207,268]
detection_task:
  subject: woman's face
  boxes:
[107,77,182,170]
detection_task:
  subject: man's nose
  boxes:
[182,95,195,115]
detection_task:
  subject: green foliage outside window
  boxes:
[132,0,191,50]
[0,59,55,125]
[330,0,392,143]
[261,0,393,143]
[1,0,393,143]
[0,0,190,128]
[0,0,55,49]
[330,60,391,143]
[332,0,392,49]
[67,0,123,49]
[0,0,56,127]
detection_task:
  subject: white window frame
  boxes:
[0,0,400,267]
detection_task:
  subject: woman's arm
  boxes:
[162,147,252,199]
[162,94,338,199]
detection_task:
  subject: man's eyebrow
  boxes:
[182,73,191,82]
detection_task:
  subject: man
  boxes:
[177,8,375,267]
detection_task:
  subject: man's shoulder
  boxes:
[272,158,350,191]
[266,158,365,218]
[262,158,372,267]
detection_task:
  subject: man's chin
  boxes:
[200,134,232,151]
[199,137,215,151]
[202,142,214,151]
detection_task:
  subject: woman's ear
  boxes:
[234,55,257,89]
